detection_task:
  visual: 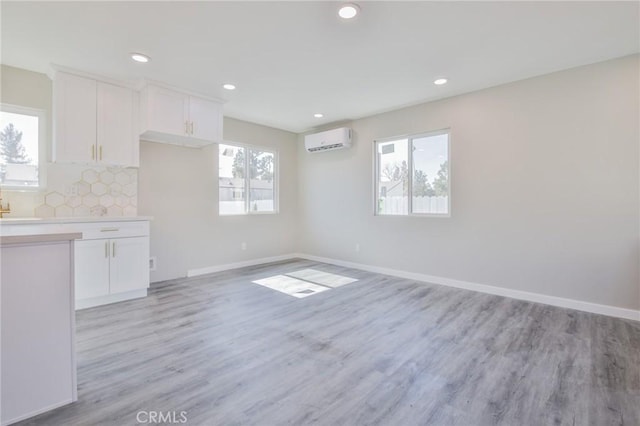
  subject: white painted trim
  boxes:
[186,252,639,321]
[217,142,280,216]
[137,79,226,103]
[373,129,451,218]
[48,64,138,89]
[187,254,297,277]
[292,253,640,321]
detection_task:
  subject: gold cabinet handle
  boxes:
[185,121,189,135]
[100,227,119,232]
[92,145,95,160]
[112,241,116,258]
[190,121,194,135]
[105,241,109,258]
[99,145,103,161]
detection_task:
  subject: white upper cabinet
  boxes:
[139,84,223,147]
[53,71,139,167]
[142,85,189,137]
[53,72,97,163]
[97,82,138,166]
[189,95,223,142]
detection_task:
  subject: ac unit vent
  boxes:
[307,143,345,152]
[304,128,352,153]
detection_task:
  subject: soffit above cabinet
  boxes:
[48,64,139,90]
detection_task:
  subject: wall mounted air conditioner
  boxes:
[304,127,352,153]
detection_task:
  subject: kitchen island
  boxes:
[1,232,81,425]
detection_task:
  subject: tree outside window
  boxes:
[376,131,450,216]
[219,143,277,215]
[0,107,42,188]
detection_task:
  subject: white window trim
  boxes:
[373,128,451,218]
[218,140,279,216]
[0,103,47,191]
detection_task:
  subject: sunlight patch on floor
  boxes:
[286,269,358,288]
[252,269,358,298]
[252,275,330,298]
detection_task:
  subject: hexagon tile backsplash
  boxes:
[34,166,137,218]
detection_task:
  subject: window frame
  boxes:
[373,128,451,218]
[218,141,279,216]
[0,103,47,191]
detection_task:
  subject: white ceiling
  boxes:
[1,1,638,134]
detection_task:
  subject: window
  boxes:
[219,143,277,215]
[375,130,450,216]
[0,104,46,189]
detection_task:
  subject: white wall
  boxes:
[297,55,640,310]
[1,65,52,125]
[138,118,299,282]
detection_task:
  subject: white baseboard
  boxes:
[293,253,640,321]
[187,254,297,277]
[75,289,147,310]
[184,252,639,321]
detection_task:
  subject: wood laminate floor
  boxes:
[19,259,640,426]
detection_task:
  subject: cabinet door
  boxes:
[53,73,97,163]
[146,86,189,137]
[109,237,149,294]
[97,82,138,167]
[74,239,110,300]
[189,96,223,142]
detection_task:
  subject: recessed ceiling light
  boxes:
[314,113,324,118]
[338,4,359,19]
[434,78,448,85]
[223,83,236,90]
[130,53,150,63]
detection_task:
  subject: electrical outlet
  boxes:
[355,243,360,253]
[241,242,247,250]
[64,183,79,196]
[149,257,157,271]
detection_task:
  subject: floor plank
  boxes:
[17,259,640,425]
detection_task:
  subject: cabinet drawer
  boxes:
[73,221,149,240]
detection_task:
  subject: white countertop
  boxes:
[0,216,152,225]
[0,232,83,245]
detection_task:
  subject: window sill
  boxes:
[219,211,279,216]
[375,213,451,218]
[2,186,44,193]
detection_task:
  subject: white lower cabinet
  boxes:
[109,237,149,294]
[75,236,149,308]
[70,220,151,309]
[0,218,151,310]
[75,239,110,300]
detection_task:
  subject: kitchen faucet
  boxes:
[0,187,11,218]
